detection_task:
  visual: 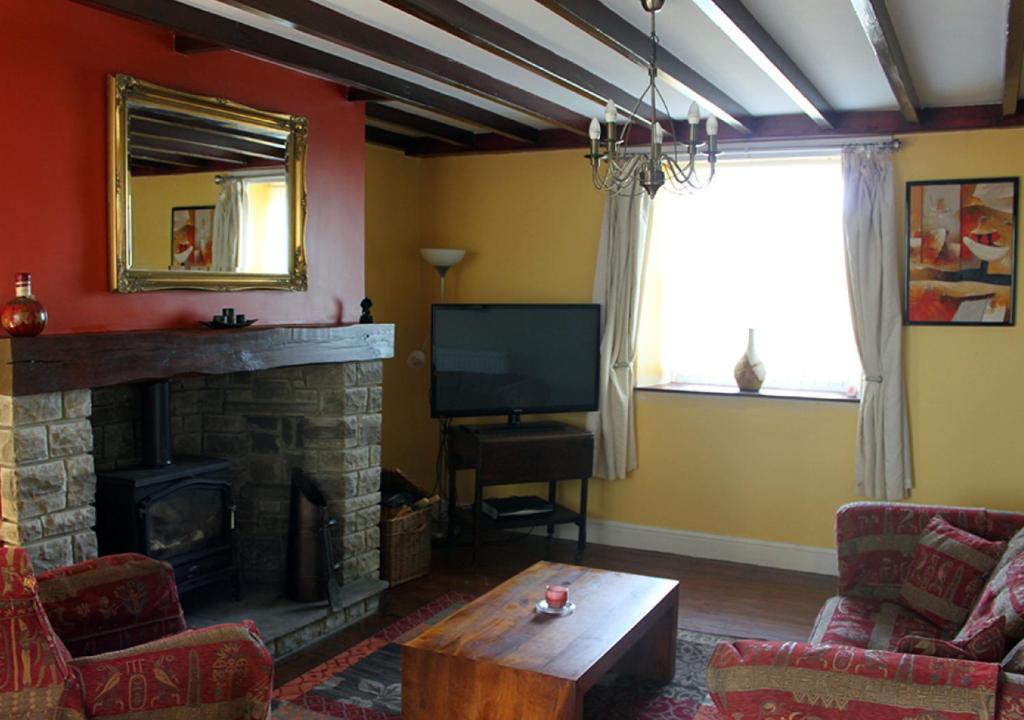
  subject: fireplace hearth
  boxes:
[0,324,394,657]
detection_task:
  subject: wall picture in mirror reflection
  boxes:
[171,206,214,270]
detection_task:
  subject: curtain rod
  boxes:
[632,135,900,160]
[713,135,900,159]
[214,168,287,184]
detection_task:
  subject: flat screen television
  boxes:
[431,304,601,422]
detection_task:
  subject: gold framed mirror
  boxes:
[108,74,308,292]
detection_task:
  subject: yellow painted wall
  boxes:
[364,145,437,489]
[894,129,1024,517]
[130,171,220,269]
[365,127,1024,551]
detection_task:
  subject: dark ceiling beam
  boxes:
[129,106,289,146]
[221,0,589,135]
[347,89,393,103]
[365,126,416,152]
[130,118,287,160]
[131,154,203,169]
[377,0,672,128]
[1003,0,1024,117]
[173,34,223,54]
[408,103,1024,156]
[77,0,539,144]
[532,0,752,133]
[131,132,274,162]
[129,141,249,165]
[849,0,920,123]
[366,104,475,147]
[690,0,833,129]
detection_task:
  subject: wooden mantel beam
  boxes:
[690,0,833,129]
[0,325,395,396]
[849,0,920,123]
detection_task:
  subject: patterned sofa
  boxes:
[0,546,273,720]
[699,502,1024,720]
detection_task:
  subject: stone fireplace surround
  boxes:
[0,324,394,656]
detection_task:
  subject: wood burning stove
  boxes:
[95,381,240,597]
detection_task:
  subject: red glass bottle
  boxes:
[1,273,47,337]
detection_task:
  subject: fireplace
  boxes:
[96,456,239,596]
[0,324,394,657]
[93,380,240,597]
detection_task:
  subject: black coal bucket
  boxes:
[286,470,338,603]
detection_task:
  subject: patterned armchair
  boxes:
[0,547,273,720]
[701,502,1024,720]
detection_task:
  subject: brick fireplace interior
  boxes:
[0,324,393,657]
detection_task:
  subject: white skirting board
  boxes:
[544,519,838,576]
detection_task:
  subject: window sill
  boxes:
[636,382,860,404]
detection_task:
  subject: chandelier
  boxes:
[586,0,720,198]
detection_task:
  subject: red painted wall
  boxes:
[0,0,365,334]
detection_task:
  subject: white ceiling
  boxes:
[172,0,1021,133]
[887,0,1011,107]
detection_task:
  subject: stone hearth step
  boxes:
[183,578,388,658]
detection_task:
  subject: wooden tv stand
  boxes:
[446,422,594,561]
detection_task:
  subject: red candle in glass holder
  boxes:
[545,585,568,609]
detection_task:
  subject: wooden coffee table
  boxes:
[400,561,679,720]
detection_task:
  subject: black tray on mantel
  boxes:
[200,318,258,330]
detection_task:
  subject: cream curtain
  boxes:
[212,179,245,272]
[842,147,912,499]
[587,184,653,480]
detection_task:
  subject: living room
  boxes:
[4,0,1024,718]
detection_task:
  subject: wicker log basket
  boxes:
[380,467,435,586]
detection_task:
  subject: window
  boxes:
[638,156,862,398]
[238,177,289,274]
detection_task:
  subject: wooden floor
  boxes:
[275,534,837,686]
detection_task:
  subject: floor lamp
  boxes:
[420,248,466,303]
[416,248,466,542]
[408,248,465,369]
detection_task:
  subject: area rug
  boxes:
[272,592,725,720]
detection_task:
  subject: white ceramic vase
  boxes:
[733,328,766,392]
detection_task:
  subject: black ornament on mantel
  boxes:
[359,297,374,324]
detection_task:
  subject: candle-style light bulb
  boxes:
[688,101,701,125]
[605,98,617,124]
[705,115,719,158]
[587,116,602,168]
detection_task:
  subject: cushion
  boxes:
[956,551,1024,648]
[898,516,1006,630]
[810,595,941,651]
[896,636,971,660]
[36,552,186,657]
[708,639,1000,720]
[993,525,1024,579]
[1003,637,1024,672]
[0,548,80,716]
[897,615,1006,662]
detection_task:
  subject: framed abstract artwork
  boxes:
[905,177,1019,326]
[170,205,215,270]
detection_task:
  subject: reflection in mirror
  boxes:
[109,75,307,292]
